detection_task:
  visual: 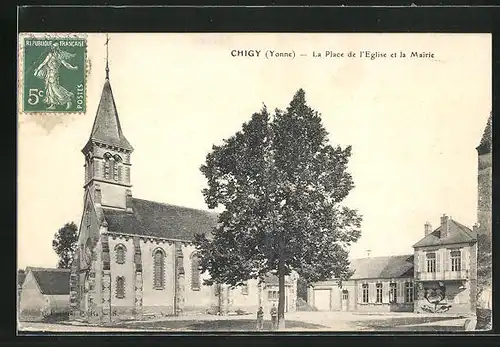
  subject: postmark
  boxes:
[21,35,87,113]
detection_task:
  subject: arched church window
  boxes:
[113,155,122,181]
[116,276,125,299]
[153,248,165,290]
[191,252,201,291]
[103,153,112,179]
[115,244,126,264]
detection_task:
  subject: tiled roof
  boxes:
[27,267,70,295]
[412,219,476,248]
[87,78,133,151]
[477,113,492,155]
[102,198,218,241]
[349,254,414,280]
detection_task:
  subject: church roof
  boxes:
[87,78,133,151]
[412,219,476,248]
[477,113,492,155]
[27,267,70,295]
[102,198,218,241]
[348,254,414,280]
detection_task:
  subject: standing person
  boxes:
[256,306,264,330]
[33,42,78,110]
[270,303,278,330]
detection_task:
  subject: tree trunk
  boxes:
[278,267,285,330]
[278,240,286,330]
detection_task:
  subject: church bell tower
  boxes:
[82,38,134,210]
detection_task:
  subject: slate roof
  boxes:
[102,198,219,241]
[27,267,70,295]
[412,219,476,248]
[87,78,133,151]
[348,254,414,280]
[477,113,492,155]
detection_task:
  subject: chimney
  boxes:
[366,249,372,257]
[440,214,450,238]
[424,221,432,236]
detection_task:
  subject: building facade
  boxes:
[69,68,297,324]
[413,215,477,314]
[308,255,415,312]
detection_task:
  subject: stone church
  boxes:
[69,64,297,324]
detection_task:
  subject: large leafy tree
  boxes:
[52,222,78,269]
[195,89,362,329]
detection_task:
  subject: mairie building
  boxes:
[69,66,297,324]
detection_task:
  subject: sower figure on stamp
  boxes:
[34,42,78,110]
[256,306,264,330]
[270,303,278,330]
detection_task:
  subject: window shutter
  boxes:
[397,282,404,303]
[444,249,450,271]
[462,248,467,271]
[118,166,122,182]
[419,252,425,272]
[369,283,375,303]
[357,284,362,303]
[436,251,441,272]
[382,282,389,303]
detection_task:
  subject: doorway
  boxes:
[341,290,349,311]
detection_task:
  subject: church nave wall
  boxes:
[139,238,176,316]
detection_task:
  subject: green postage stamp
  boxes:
[21,36,87,113]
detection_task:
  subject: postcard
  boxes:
[17,32,492,333]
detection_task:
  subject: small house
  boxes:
[19,267,70,321]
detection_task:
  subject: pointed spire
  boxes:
[88,79,133,151]
[83,35,133,152]
[477,112,492,155]
[105,34,110,79]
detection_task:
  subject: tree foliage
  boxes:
[195,89,362,325]
[52,222,79,269]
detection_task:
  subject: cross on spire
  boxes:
[105,34,110,79]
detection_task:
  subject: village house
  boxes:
[19,267,70,321]
[308,254,415,312]
[69,62,297,324]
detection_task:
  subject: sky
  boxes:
[17,33,491,269]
